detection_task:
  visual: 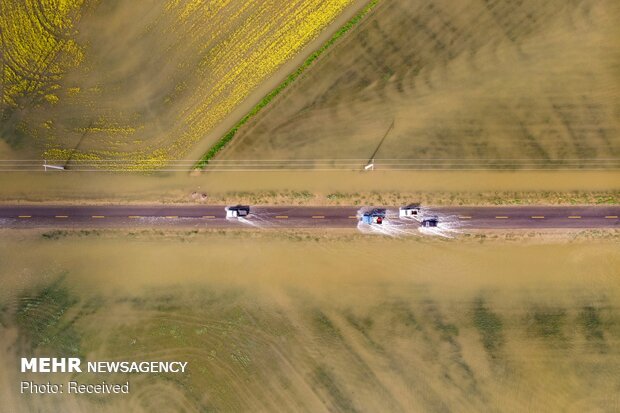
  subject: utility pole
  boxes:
[43,160,65,171]
[364,119,395,172]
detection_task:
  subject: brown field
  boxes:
[0,0,358,165]
[223,0,620,168]
[1,231,619,412]
[0,170,618,205]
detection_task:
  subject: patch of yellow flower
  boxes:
[170,0,355,159]
[1,0,86,107]
[11,0,355,169]
[60,0,353,168]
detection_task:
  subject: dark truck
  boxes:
[420,216,439,227]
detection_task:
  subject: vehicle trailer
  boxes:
[225,205,250,218]
[399,203,421,218]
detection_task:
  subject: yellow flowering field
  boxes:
[1,0,355,168]
[1,0,85,108]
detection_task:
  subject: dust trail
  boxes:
[0,219,13,227]
[126,217,207,227]
[358,220,415,237]
[418,210,467,238]
[356,207,468,238]
[228,214,274,229]
[418,226,455,238]
[356,208,420,237]
[235,216,263,228]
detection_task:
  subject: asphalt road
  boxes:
[0,205,618,229]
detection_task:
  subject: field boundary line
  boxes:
[195,0,381,169]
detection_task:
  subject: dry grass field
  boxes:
[0,0,356,166]
[1,232,619,412]
[223,0,620,168]
[0,168,618,205]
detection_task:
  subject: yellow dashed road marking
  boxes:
[567,216,581,219]
[531,216,545,219]
[18,215,31,218]
[459,216,472,219]
[165,216,178,219]
[91,215,105,219]
[203,215,216,219]
[348,215,357,219]
[495,216,509,219]
[55,215,68,218]
[605,215,618,219]
[128,215,141,218]
[312,215,325,219]
[275,215,288,219]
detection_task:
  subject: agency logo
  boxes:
[21,358,82,373]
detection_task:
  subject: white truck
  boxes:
[399,203,421,218]
[225,205,250,218]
